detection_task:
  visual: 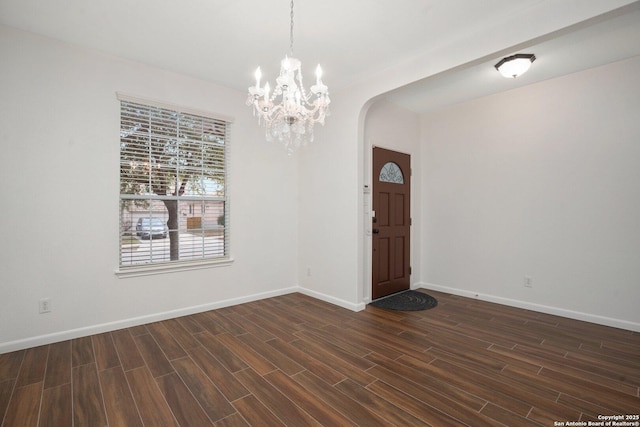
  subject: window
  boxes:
[379,162,404,184]
[118,95,231,271]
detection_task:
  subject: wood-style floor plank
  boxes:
[72,363,107,427]
[0,351,24,382]
[215,333,277,376]
[186,345,249,402]
[71,336,94,367]
[162,318,202,351]
[236,333,304,376]
[264,369,355,426]
[234,368,317,427]
[508,343,639,394]
[43,341,70,389]
[146,322,188,361]
[290,338,376,387]
[245,313,298,343]
[480,402,542,427]
[111,328,145,372]
[222,313,276,342]
[214,412,250,427]
[1,290,639,426]
[2,382,41,427]
[39,383,72,427]
[265,338,346,386]
[172,356,236,423]
[335,378,430,427]
[156,372,214,426]
[204,311,247,336]
[231,395,285,427]
[99,366,143,427]
[93,333,120,372]
[366,353,487,412]
[195,332,248,373]
[15,346,48,387]
[366,379,487,427]
[193,312,228,336]
[291,370,391,427]
[125,367,179,427]
[0,380,15,424]
[132,333,173,378]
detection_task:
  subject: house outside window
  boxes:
[118,95,231,270]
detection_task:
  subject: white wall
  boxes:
[363,101,421,301]
[295,95,363,309]
[295,0,637,313]
[420,56,640,330]
[0,26,299,352]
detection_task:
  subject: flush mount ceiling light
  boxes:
[247,0,330,154]
[495,53,536,78]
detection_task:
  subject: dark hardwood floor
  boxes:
[1,290,639,426]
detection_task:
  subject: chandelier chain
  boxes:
[289,0,294,55]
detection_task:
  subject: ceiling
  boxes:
[386,2,640,112]
[1,0,639,113]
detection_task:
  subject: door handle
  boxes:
[372,228,380,234]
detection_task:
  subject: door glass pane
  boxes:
[379,162,404,184]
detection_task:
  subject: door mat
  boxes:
[370,290,438,311]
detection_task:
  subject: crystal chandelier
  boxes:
[247,0,330,153]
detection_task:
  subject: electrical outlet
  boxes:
[524,276,533,288]
[39,298,52,314]
[307,267,312,277]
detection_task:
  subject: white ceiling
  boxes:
[386,2,640,112]
[1,0,639,113]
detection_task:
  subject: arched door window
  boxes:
[379,162,404,184]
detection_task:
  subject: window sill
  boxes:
[115,257,234,278]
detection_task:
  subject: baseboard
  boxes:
[0,286,299,354]
[419,282,640,332]
[297,287,366,312]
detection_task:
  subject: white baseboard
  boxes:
[419,282,640,332]
[15,282,623,354]
[298,287,366,312]
[0,286,299,354]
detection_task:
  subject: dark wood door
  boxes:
[372,147,411,299]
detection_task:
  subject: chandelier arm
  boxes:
[304,103,328,123]
[262,103,285,120]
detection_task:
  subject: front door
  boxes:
[372,147,411,299]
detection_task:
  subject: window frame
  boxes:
[115,93,234,278]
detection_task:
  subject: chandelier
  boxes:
[247,0,330,153]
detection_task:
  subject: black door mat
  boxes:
[370,290,438,311]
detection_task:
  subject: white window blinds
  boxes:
[118,97,231,268]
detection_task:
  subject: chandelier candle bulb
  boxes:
[254,67,262,89]
[316,64,322,85]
